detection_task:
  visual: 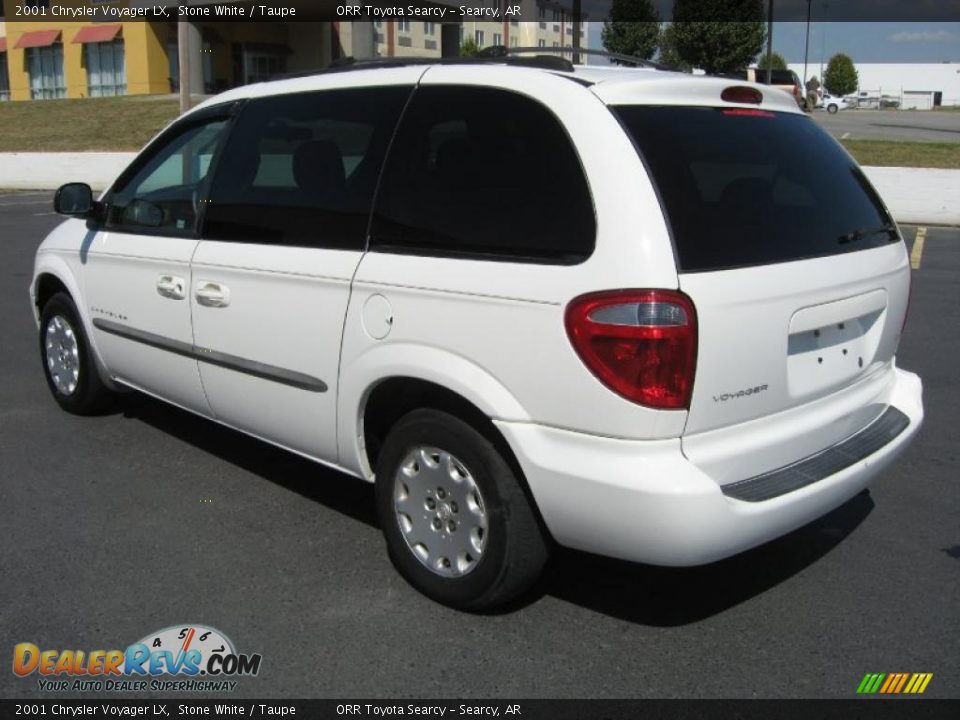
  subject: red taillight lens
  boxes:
[722,108,776,118]
[565,290,698,409]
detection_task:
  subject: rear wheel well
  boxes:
[35,274,70,313]
[361,377,551,541]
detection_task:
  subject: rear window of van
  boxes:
[613,106,899,272]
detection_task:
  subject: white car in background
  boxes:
[32,54,923,610]
[820,92,853,113]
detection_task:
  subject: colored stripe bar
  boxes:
[917,674,933,694]
[868,673,887,694]
[893,673,910,693]
[879,674,896,694]
[904,674,920,693]
[856,673,874,694]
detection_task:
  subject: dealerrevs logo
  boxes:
[13,625,262,693]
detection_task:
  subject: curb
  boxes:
[1,153,957,226]
[861,167,960,226]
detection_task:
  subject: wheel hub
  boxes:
[44,315,80,396]
[393,446,488,578]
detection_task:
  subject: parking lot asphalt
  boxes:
[1,192,957,699]
[813,109,960,143]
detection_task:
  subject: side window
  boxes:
[370,86,596,263]
[203,86,414,250]
[106,118,229,235]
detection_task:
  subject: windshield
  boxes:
[613,106,899,272]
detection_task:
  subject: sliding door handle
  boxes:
[195,281,231,308]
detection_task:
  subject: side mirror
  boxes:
[54,183,94,217]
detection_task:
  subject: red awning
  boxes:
[0,38,7,53]
[15,30,61,49]
[72,25,122,45]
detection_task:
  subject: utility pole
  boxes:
[802,0,811,84]
[572,0,581,65]
[178,19,190,114]
[819,3,829,81]
[765,0,773,84]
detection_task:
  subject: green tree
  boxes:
[460,38,480,58]
[756,51,787,70]
[824,53,858,95]
[602,0,662,61]
[669,0,767,74]
[657,24,692,71]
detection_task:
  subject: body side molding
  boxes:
[92,318,327,393]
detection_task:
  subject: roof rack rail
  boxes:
[477,45,676,71]
[272,52,574,81]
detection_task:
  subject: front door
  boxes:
[83,110,233,414]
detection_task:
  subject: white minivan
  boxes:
[32,55,923,610]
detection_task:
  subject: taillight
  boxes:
[565,290,697,410]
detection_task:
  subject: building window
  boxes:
[424,22,435,36]
[398,20,411,33]
[424,38,437,50]
[538,39,546,48]
[85,39,126,97]
[510,37,518,48]
[27,43,66,100]
[493,33,502,47]
[475,31,485,47]
[398,36,412,47]
[538,5,545,18]
[553,42,559,48]
[539,21,546,29]
[243,52,286,85]
[0,53,9,101]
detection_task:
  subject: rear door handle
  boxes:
[195,281,231,308]
[156,275,186,300]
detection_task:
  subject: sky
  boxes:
[587,22,960,65]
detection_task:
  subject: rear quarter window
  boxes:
[370,85,596,264]
[613,106,899,272]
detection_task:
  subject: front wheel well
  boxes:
[35,274,71,314]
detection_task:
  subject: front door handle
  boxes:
[156,275,186,300]
[195,281,231,308]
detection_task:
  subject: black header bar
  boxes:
[4,0,959,23]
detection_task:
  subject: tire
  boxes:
[39,292,114,415]
[827,104,839,114]
[375,408,549,611]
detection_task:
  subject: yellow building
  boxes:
[0,1,583,103]
[0,0,337,102]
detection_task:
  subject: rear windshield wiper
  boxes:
[838,223,898,245]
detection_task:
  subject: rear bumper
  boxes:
[495,366,922,566]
